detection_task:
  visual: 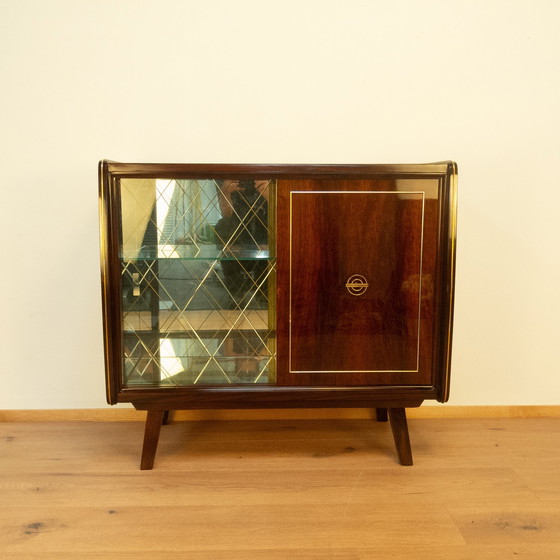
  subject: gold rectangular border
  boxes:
[289,190,426,374]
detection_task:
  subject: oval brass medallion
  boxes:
[345,274,369,296]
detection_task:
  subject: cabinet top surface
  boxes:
[100,161,457,179]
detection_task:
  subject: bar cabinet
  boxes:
[99,161,457,469]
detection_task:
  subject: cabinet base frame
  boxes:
[136,398,422,470]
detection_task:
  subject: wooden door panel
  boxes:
[277,179,438,387]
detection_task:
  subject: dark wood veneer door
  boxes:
[277,179,438,387]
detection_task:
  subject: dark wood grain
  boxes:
[376,407,388,422]
[140,409,165,470]
[276,178,440,387]
[102,161,452,179]
[98,161,125,404]
[128,386,430,410]
[388,407,413,465]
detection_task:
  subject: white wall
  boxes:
[1,0,559,409]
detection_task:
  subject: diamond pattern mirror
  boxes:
[119,177,276,386]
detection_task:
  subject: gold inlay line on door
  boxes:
[289,190,426,374]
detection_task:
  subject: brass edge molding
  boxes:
[98,160,115,404]
[433,164,458,402]
[442,165,459,402]
[2,406,560,422]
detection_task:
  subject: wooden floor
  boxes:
[1,416,559,559]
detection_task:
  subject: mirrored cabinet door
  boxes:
[113,176,276,387]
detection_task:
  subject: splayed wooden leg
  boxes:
[388,407,413,466]
[140,409,165,470]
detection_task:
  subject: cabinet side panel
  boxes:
[99,162,123,404]
[435,164,458,401]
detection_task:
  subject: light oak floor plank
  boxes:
[4,547,560,560]
[1,418,559,558]
[0,504,465,553]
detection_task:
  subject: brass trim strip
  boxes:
[98,161,117,404]
[290,369,421,374]
[442,164,459,401]
[417,191,426,373]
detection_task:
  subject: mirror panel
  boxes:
[118,178,276,386]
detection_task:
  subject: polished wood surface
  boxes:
[140,410,165,470]
[388,407,413,465]
[2,417,559,558]
[277,179,439,386]
[101,161,454,179]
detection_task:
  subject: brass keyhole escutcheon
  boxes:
[345,274,369,296]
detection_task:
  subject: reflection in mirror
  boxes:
[119,178,276,387]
